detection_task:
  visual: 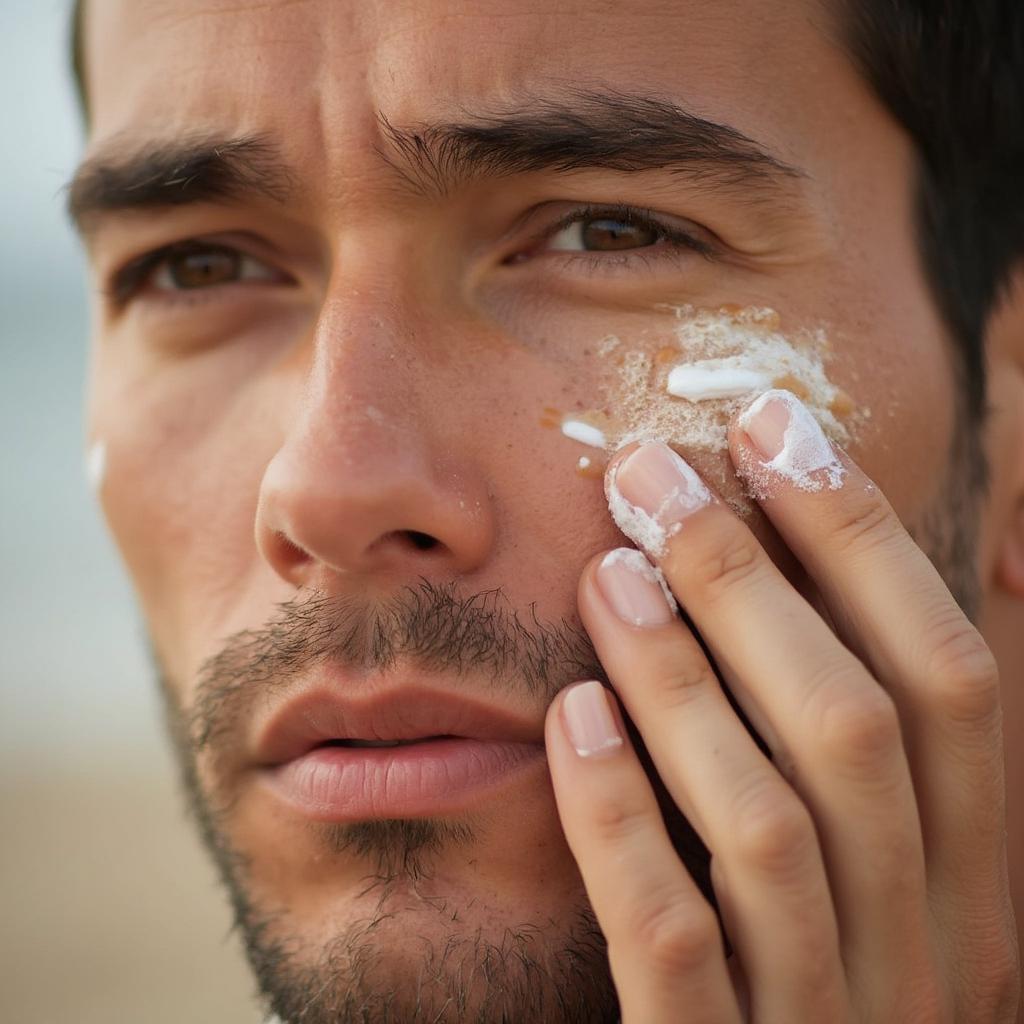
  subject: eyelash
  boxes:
[106,241,261,306]
[106,203,714,306]
[529,203,716,271]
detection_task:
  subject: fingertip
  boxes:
[549,680,626,762]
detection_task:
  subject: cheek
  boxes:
[89,353,283,681]
[819,297,958,524]
[526,299,959,584]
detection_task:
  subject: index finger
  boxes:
[730,389,1005,890]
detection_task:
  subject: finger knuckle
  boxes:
[828,490,897,557]
[816,686,902,771]
[732,780,815,878]
[631,895,721,975]
[690,531,762,599]
[925,619,1001,726]
[656,660,718,711]
[586,793,651,846]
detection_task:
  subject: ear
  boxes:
[1000,500,1024,596]
[987,265,1024,598]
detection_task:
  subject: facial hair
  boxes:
[159,582,630,1023]
[154,425,985,1023]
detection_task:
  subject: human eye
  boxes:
[517,203,716,273]
[107,239,291,306]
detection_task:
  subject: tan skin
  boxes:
[77,0,1023,1018]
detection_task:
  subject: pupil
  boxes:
[581,218,658,251]
[170,247,240,288]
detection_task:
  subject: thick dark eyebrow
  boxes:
[66,90,803,236]
[66,133,295,236]
[378,89,805,199]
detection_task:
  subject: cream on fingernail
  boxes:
[597,548,678,626]
[739,389,845,494]
[605,442,711,557]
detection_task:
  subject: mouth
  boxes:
[320,736,450,748]
[253,688,547,822]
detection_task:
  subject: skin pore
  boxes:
[73,0,1024,1020]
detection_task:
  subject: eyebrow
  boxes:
[67,133,296,235]
[67,89,804,234]
[379,90,804,198]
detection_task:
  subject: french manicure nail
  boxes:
[596,548,677,626]
[561,680,623,758]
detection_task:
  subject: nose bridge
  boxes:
[298,288,425,460]
[256,284,495,586]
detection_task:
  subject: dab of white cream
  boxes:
[577,456,592,471]
[561,419,607,449]
[667,359,772,402]
[85,440,107,494]
[739,389,846,493]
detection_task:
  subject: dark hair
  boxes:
[839,2,1024,424]
[68,1,1023,421]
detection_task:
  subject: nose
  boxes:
[255,296,496,589]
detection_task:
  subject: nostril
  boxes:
[270,530,310,564]
[405,530,439,551]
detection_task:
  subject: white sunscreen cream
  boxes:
[560,306,859,457]
[561,419,607,449]
[85,440,107,494]
[666,359,772,402]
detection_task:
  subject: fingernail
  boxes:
[606,443,712,556]
[741,391,790,460]
[596,548,677,626]
[738,389,846,492]
[561,681,623,758]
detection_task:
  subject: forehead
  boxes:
[82,0,868,170]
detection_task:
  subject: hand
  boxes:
[545,389,1021,1022]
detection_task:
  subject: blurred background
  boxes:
[1,3,260,1020]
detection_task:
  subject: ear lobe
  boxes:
[996,496,1024,597]
[988,264,1024,597]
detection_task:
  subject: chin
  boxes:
[227,835,618,1024]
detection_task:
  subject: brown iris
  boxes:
[579,218,660,251]
[167,245,241,288]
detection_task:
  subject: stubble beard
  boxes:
[158,583,624,1024]
[152,421,985,1024]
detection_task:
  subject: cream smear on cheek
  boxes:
[551,304,867,519]
[85,440,107,494]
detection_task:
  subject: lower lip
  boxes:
[263,738,546,820]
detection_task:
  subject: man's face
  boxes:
[78,0,975,1019]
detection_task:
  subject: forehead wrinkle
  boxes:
[135,0,318,31]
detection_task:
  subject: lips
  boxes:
[253,687,547,821]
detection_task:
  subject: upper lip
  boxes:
[254,684,545,767]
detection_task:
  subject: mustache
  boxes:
[189,579,605,760]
